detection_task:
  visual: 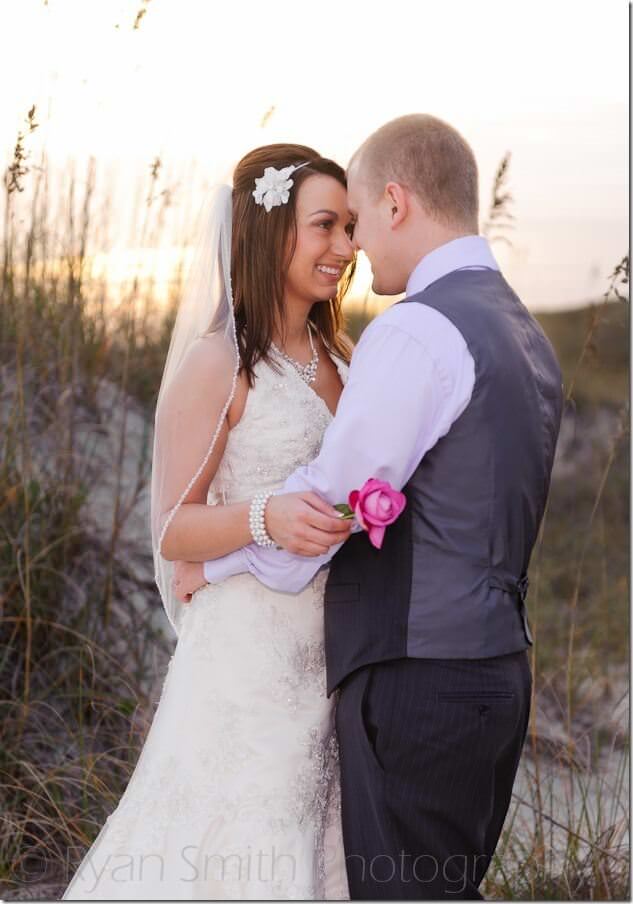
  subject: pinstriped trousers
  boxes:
[335,652,532,900]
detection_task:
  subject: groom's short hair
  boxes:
[351,114,479,230]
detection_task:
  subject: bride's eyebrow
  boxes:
[309,209,338,218]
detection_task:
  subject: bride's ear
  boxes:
[385,182,408,229]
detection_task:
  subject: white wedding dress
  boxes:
[63,352,350,901]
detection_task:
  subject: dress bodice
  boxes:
[209,349,348,505]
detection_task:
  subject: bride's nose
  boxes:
[331,225,354,262]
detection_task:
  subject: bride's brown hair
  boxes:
[231,143,355,386]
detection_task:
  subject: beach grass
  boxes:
[0,137,628,899]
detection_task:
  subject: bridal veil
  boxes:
[150,184,239,634]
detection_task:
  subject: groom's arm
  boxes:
[203,305,475,592]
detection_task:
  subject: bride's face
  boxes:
[284,174,354,305]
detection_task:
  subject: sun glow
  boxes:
[1,0,627,310]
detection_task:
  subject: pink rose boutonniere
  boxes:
[335,478,407,550]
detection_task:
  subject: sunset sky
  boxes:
[1,0,628,310]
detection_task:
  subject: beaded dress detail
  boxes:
[63,351,350,901]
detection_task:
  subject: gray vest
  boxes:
[323,268,564,695]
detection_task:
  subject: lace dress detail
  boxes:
[63,351,350,901]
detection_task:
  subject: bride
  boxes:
[62,143,356,900]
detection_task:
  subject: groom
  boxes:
[182,114,564,899]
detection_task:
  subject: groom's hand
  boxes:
[265,492,353,556]
[173,560,206,603]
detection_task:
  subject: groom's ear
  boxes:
[385,182,408,230]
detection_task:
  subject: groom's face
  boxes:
[346,166,403,296]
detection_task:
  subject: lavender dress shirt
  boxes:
[202,236,498,592]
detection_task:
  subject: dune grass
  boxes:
[0,135,629,899]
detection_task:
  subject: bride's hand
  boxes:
[173,560,206,603]
[264,493,353,556]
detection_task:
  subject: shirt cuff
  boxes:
[203,548,249,584]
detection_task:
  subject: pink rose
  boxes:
[349,478,407,550]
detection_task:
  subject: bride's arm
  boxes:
[157,336,350,562]
[157,335,248,561]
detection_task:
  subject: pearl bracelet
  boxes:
[249,491,276,548]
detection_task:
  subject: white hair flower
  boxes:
[252,162,309,212]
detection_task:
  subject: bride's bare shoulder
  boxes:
[188,332,236,369]
[160,334,237,414]
[180,334,251,426]
[177,333,235,384]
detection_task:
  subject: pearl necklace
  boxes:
[271,323,319,385]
